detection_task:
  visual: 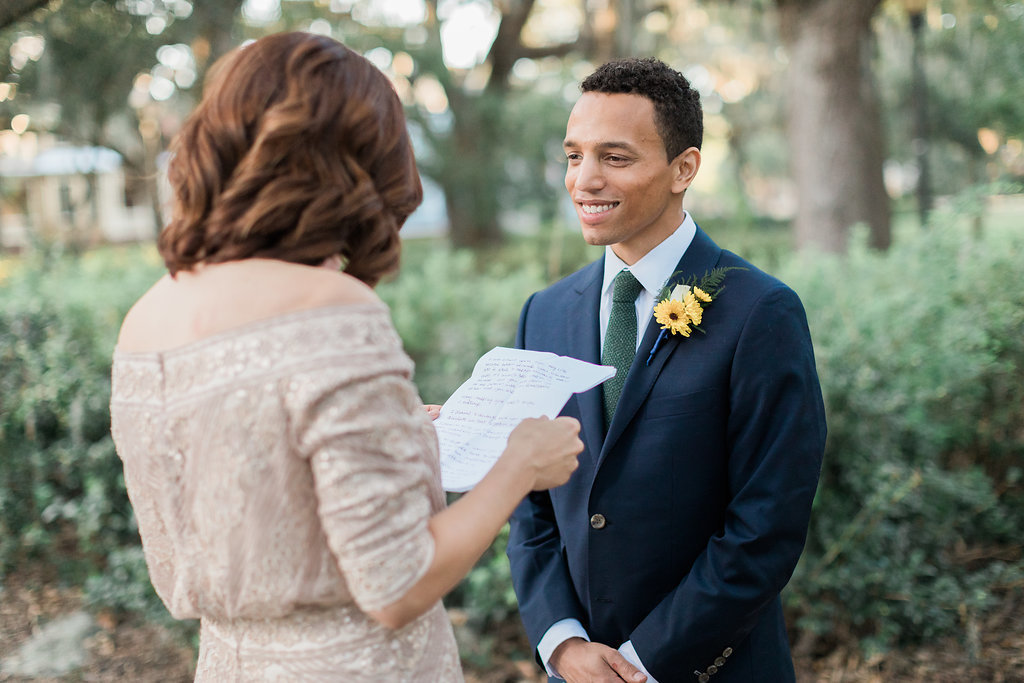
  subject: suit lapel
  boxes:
[598,226,723,467]
[566,259,606,462]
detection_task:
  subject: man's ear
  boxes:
[670,147,701,194]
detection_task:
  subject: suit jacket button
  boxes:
[590,513,607,529]
[722,647,733,657]
[714,657,726,666]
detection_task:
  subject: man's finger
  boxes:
[607,652,647,683]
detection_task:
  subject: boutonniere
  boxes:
[645,267,745,366]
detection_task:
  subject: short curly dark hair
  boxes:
[580,57,702,159]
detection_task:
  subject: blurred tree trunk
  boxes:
[777,0,891,252]
[0,0,50,30]
[443,92,504,248]
[909,9,932,227]
[586,0,645,61]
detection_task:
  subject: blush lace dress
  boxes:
[110,303,463,681]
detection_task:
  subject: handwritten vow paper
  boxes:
[436,347,614,492]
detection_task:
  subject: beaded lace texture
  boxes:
[110,303,462,681]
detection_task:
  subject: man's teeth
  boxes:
[581,203,615,214]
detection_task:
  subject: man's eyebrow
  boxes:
[562,139,640,153]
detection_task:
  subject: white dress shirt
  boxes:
[536,213,697,682]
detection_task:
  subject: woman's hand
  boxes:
[423,404,442,421]
[504,416,583,490]
[370,417,580,630]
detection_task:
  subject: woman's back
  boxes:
[111,262,462,680]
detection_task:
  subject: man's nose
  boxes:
[570,157,604,192]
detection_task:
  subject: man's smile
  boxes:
[578,201,620,216]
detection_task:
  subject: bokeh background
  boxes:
[1,1,1022,680]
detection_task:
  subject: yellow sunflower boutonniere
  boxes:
[653,284,712,337]
[646,267,745,366]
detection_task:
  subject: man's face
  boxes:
[563,92,695,265]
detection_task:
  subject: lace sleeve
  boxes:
[288,351,439,614]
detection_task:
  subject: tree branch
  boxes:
[0,0,52,31]
[486,0,585,94]
[515,40,582,61]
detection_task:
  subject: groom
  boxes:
[507,58,827,682]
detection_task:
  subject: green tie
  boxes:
[602,269,645,429]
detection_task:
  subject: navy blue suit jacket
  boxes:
[507,227,826,682]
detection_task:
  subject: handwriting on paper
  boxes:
[436,347,614,492]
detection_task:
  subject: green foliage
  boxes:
[377,243,548,403]
[3,213,1022,660]
[83,545,166,621]
[656,265,747,301]
[2,0,187,145]
[83,545,199,643]
[876,2,1024,196]
[450,525,519,623]
[927,4,1024,145]
[0,247,163,578]
[779,214,1024,652]
[0,241,545,621]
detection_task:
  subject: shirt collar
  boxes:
[602,213,697,298]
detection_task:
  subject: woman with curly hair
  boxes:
[109,32,581,681]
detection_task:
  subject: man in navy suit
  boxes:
[507,58,827,682]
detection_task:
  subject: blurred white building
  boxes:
[0,145,155,251]
[0,136,448,252]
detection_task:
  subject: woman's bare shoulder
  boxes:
[301,266,381,307]
[116,260,382,353]
[116,275,174,346]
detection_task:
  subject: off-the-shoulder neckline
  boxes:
[113,301,390,360]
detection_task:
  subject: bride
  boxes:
[109,31,582,681]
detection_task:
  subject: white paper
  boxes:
[436,347,615,492]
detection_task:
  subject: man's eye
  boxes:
[566,153,582,162]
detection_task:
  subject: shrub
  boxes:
[378,244,548,402]
[0,247,163,578]
[3,218,1021,659]
[779,219,1024,653]
[0,242,546,628]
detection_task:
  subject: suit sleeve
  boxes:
[630,285,827,677]
[506,292,589,655]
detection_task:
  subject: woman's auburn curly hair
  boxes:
[158,32,421,286]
